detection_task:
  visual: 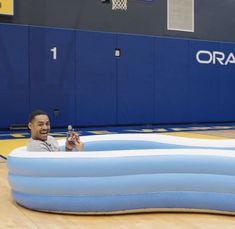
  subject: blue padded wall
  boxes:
[155,37,191,123]
[117,34,155,124]
[75,31,117,126]
[1,23,235,129]
[189,41,220,122]
[29,26,76,126]
[218,43,235,121]
[0,24,29,128]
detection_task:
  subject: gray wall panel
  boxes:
[0,0,235,42]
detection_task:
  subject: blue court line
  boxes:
[0,155,6,160]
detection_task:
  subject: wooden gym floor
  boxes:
[1,125,235,228]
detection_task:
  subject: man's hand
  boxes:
[66,131,84,151]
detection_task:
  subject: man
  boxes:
[27,110,83,152]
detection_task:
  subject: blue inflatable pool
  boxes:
[7,134,235,215]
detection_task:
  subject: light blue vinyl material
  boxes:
[8,173,235,195]
[7,155,235,177]
[7,138,235,214]
[82,140,235,151]
[12,191,235,213]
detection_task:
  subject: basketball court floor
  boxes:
[1,124,235,228]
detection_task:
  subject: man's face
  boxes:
[28,114,50,141]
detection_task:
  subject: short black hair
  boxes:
[28,110,48,123]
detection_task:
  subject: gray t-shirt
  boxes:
[27,136,60,152]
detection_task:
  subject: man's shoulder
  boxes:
[28,138,43,146]
[27,136,59,152]
[27,139,50,151]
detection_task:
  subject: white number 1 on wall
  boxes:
[50,47,57,60]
